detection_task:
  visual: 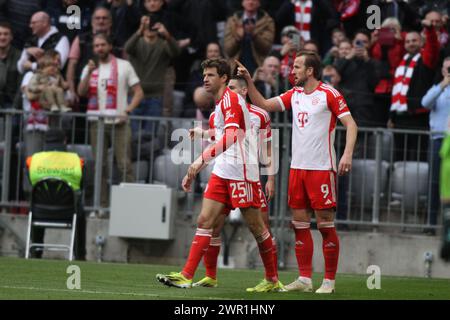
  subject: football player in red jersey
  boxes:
[237,51,358,293]
[156,59,284,292]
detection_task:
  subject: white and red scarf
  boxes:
[390,53,421,113]
[293,0,312,41]
[87,54,118,113]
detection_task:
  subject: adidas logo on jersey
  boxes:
[325,199,332,205]
[239,198,246,204]
[325,242,336,248]
[295,240,304,246]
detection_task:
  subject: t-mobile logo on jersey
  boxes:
[297,112,309,128]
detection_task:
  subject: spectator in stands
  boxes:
[277,26,300,81]
[17,11,70,74]
[371,17,406,127]
[337,39,352,59]
[388,20,440,161]
[304,40,320,54]
[224,0,275,76]
[372,0,421,32]
[141,0,190,117]
[421,57,450,234]
[0,22,21,110]
[42,0,93,43]
[167,0,228,62]
[275,0,339,56]
[253,55,282,98]
[0,0,42,49]
[227,0,286,19]
[99,0,141,49]
[26,128,86,260]
[322,64,341,88]
[22,50,66,158]
[335,30,379,128]
[77,33,143,208]
[27,54,70,113]
[183,42,223,118]
[124,15,180,136]
[424,10,449,47]
[323,28,347,65]
[66,7,117,109]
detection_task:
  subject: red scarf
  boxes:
[293,0,312,41]
[390,53,421,113]
[26,100,48,131]
[87,54,118,112]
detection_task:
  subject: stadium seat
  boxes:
[153,150,190,190]
[366,131,394,162]
[349,159,389,211]
[390,161,429,214]
[133,160,149,183]
[67,144,94,188]
[25,178,78,261]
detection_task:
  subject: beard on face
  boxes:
[97,51,109,61]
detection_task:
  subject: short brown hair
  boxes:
[296,50,322,79]
[230,74,248,87]
[0,21,12,31]
[201,58,231,82]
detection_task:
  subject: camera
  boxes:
[447,66,450,74]
[355,39,364,48]
[287,31,301,50]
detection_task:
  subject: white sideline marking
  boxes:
[0,285,240,300]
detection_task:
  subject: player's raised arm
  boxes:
[235,60,282,112]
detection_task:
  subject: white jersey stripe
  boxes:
[276,96,286,111]
[337,111,351,119]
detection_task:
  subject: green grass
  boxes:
[0,257,449,300]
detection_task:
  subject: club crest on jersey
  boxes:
[297,112,309,128]
[225,110,235,121]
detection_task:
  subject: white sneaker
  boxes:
[284,277,313,292]
[50,105,59,112]
[315,279,335,294]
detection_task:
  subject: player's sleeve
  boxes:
[222,93,244,129]
[275,88,294,111]
[327,88,351,119]
[259,113,272,142]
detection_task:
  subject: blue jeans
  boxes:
[429,138,443,226]
[131,97,163,136]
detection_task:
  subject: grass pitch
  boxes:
[0,257,449,300]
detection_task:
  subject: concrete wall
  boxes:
[1,212,449,279]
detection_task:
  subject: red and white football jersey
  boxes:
[209,102,272,166]
[210,88,260,182]
[276,82,351,172]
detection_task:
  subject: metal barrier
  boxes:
[0,109,443,235]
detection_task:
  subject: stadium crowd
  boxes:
[0,0,450,220]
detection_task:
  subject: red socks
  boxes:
[204,236,221,279]
[292,221,314,278]
[182,228,212,279]
[256,229,278,282]
[271,236,278,277]
[203,235,279,280]
[318,222,340,280]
